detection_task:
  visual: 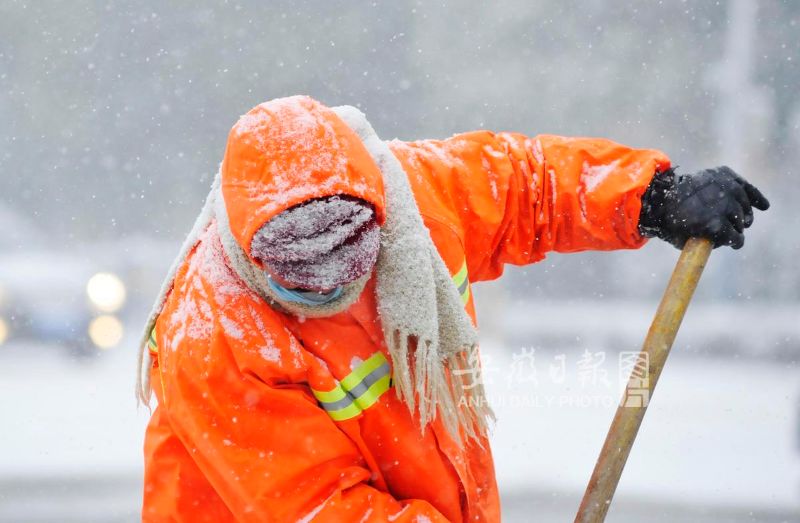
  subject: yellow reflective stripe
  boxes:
[326,402,363,421]
[311,352,393,422]
[353,374,391,411]
[148,326,158,354]
[146,322,166,402]
[312,382,348,404]
[453,260,468,288]
[460,284,471,305]
[341,352,387,391]
[452,259,470,305]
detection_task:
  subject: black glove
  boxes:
[639,166,770,249]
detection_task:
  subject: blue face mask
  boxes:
[266,275,343,306]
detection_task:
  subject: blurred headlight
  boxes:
[0,317,8,346]
[86,272,126,313]
[88,314,124,349]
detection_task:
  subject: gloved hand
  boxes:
[639,166,770,249]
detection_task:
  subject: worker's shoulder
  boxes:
[157,221,256,348]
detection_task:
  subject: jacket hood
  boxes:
[220,96,386,260]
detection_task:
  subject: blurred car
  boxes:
[0,204,128,355]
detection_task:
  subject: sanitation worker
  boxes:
[137,95,769,522]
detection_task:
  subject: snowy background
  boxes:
[1,0,798,521]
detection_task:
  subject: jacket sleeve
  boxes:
[154,314,450,523]
[388,132,671,282]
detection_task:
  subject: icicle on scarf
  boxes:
[136,105,493,443]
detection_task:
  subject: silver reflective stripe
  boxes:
[318,393,356,412]
[347,362,391,399]
[315,354,393,420]
[456,277,469,297]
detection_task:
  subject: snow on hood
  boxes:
[220,96,386,263]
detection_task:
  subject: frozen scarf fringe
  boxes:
[332,106,493,442]
[136,105,494,444]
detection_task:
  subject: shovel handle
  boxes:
[575,237,713,523]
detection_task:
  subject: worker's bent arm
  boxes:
[152,332,449,523]
[389,133,671,282]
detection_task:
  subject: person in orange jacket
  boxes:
[137,96,768,522]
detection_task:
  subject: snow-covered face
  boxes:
[250,195,380,293]
[220,96,386,270]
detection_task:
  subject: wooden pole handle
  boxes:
[575,237,713,523]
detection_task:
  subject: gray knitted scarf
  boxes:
[137,105,493,443]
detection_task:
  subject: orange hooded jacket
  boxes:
[142,96,670,522]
